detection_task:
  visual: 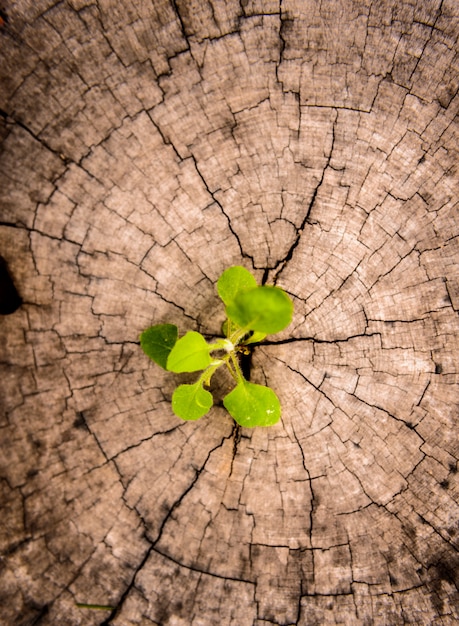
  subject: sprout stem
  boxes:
[199,360,224,387]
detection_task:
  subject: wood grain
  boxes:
[1,1,458,624]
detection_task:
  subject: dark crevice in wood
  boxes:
[0,255,22,314]
[271,112,338,284]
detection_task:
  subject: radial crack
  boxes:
[271,111,338,283]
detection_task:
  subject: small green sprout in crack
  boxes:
[140,266,294,427]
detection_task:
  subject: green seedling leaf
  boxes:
[226,285,293,335]
[223,379,280,427]
[172,381,213,420]
[140,323,178,369]
[167,331,212,373]
[217,265,258,305]
[222,322,266,346]
[222,318,241,339]
[243,330,267,345]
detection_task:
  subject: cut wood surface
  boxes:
[1,1,459,624]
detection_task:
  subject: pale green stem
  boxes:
[229,324,252,347]
[228,350,245,383]
[208,338,234,352]
[223,353,238,382]
[203,329,248,386]
[199,359,224,387]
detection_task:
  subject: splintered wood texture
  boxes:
[1,1,459,625]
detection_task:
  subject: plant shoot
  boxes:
[140,266,293,427]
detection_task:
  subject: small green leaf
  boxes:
[222,318,241,339]
[243,330,267,345]
[140,323,178,369]
[223,379,280,427]
[226,286,293,335]
[222,324,266,346]
[217,265,258,305]
[167,331,212,373]
[172,382,213,420]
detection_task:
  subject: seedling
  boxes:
[140,266,293,427]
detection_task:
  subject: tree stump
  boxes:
[1,1,459,624]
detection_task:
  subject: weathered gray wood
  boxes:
[1,1,459,624]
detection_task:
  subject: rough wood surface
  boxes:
[1,1,459,624]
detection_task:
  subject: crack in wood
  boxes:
[1,1,459,623]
